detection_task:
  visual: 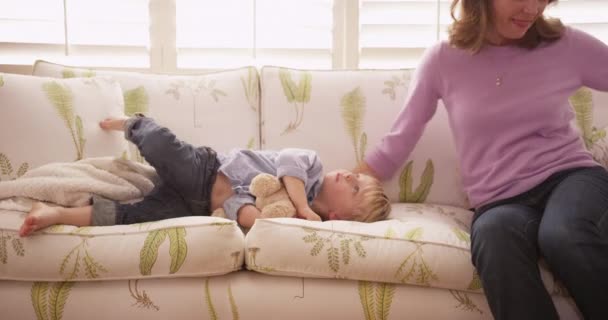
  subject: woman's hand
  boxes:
[353,161,380,179]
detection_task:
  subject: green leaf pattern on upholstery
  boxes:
[301,227,370,273]
[0,153,29,181]
[0,230,25,264]
[205,278,218,320]
[341,87,368,164]
[395,227,438,285]
[139,227,191,276]
[61,68,96,79]
[358,281,395,320]
[123,86,149,116]
[30,281,75,320]
[467,271,483,291]
[59,235,108,280]
[43,81,86,160]
[167,228,187,274]
[241,67,259,111]
[449,290,483,314]
[278,68,312,135]
[246,247,275,273]
[570,87,605,149]
[128,279,160,311]
[165,78,227,128]
[399,160,434,203]
[381,72,410,101]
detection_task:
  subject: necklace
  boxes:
[486,48,520,88]
[495,75,504,87]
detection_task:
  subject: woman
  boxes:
[356,0,608,319]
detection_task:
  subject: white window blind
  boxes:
[176,0,334,69]
[359,0,451,69]
[359,0,608,69]
[545,0,608,44]
[1,0,607,72]
[0,0,149,67]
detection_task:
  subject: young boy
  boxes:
[19,116,391,237]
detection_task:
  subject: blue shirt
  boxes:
[217,148,324,220]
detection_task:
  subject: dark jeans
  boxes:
[111,116,220,224]
[471,166,608,320]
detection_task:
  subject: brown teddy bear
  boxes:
[211,173,296,219]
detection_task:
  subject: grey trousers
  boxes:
[92,116,221,225]
[471,166,608,320]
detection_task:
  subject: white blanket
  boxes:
[0,157,157,211]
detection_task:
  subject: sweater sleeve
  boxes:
[570,27,608,91]
[365,43,443,180]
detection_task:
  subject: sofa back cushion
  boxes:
[261,66,608,208]
[569,87,608,167]
[33,60,261,159]
[0,73,127,176]
[260,66,468,207]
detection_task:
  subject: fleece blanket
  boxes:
[0,157,157,211]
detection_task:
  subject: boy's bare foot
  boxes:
[99,117,128,131]
[19,202,62,237]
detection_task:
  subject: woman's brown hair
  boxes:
[448,0,565,53]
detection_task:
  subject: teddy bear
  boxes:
[211,173,296,219]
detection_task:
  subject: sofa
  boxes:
[1,60,607,319]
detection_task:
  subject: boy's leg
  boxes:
[122,116,220,204]
[539,166,608,319]
[112,182,193,225]
[19,202,92,237]
[471,204,558,320]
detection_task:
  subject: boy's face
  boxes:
[322,170,375,220]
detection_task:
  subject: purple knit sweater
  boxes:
[366,27,608,208]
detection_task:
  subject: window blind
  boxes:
[176,0,334,69]
[359,0,608,69]
[0,0,149,67]
[545,0,608,44]
[359,0,451,68]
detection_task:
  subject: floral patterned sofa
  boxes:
[1,60,606,319]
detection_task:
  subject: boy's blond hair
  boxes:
[352,177,391,223]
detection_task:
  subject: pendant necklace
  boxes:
[495,74,504,87]
[490,51,519,88]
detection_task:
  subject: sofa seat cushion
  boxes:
[0,208,245,281]
[245,203,567,295]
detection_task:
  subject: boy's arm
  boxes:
[237,204,261,228]
[282,176,322,221]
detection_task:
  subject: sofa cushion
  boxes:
[245,204,566,296]
[261,67,608,209]
[33,60,261,160]
[0,73,127,176]
[0,209,245,281]
[260,66,468,208]
[569,87,608,166]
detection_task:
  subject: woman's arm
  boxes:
[571,27,608,91]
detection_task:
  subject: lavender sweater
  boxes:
[366,27,608,208]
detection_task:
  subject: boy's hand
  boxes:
[298,206,322,222]
[99,117,128,131]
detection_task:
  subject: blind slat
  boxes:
[360,0,608,68]
[176,0,333,69]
